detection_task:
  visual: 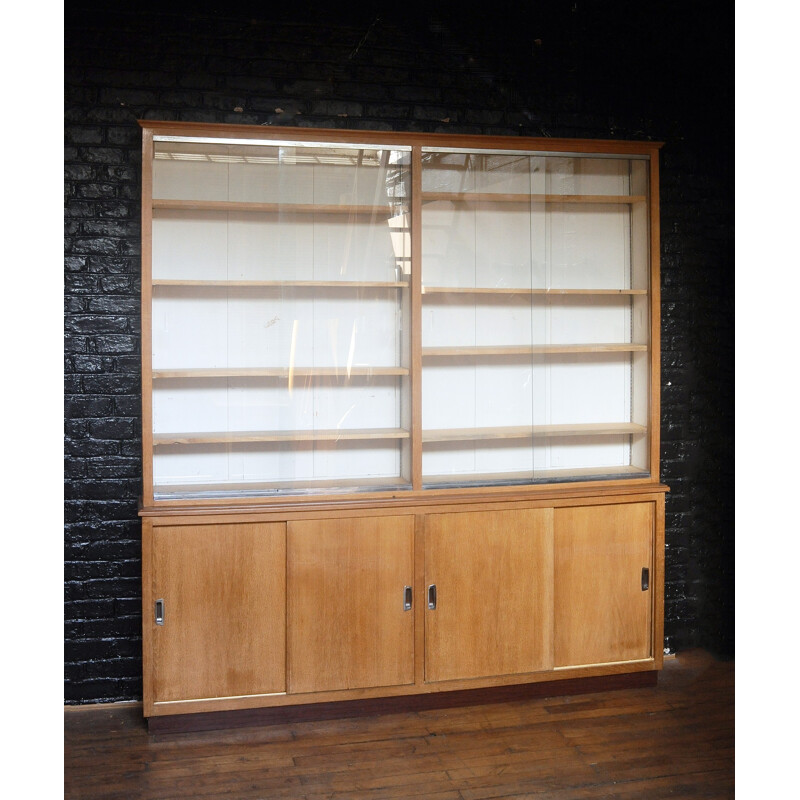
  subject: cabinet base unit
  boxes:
[141,488,666,721]
[138,122,667,728]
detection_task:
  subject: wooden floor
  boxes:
[64,650,733,799]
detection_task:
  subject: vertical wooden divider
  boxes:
[140,125,154,505]
[648,148,662,482]
[410,146,423,490]
[411,148,425,686]
[414,513,426,686]
[653,493,666,669]
[141,518,154,712]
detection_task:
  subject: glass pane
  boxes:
[150,140,412,499]
[420,150,650,486]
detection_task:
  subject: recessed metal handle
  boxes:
[155,599,165,625]
[403,585,413,611]
[428,584,437,610]
[641,568,650,591]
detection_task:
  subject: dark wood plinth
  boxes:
[147,670,658,734]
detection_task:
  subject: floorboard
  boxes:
[64,649,734,799]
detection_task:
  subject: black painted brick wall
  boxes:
[65,3,733,704]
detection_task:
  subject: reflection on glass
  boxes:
[150,141,412,498]
[420,150,650,486]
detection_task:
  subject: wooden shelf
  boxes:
[423,423,647,443]
[423,464,649,485]
[422,192,646,205]
[152,366,409,379]
[152,199,398,216]
[153,427,410,446]
[422,343,648,357]
[153,279,409,289]
[153,474,413,498]
[422,287,647,296]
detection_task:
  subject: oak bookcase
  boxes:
[138,121,667,725]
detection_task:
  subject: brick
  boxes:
[93,335,138,355]
[87,457,141,479]
[86,257,137,274]
[334,82,389,101]
[96,165,138,182]
[310,100,364,117]
[99,87,159,106]
[78,146,127,165]
[412,104,452,121]
[65,297,88,313]
[81,220,137,238]
[67,126,105,145]
[95,201,135,219]
[76,183,117,199]
[86,418,136,439]
[393,85,441,103]
[119,439,142,457]
[64,479,141,501]
[65,520,139,543]
[106,126,141,145]
[159,89,204,107]
[69,236,120,256]
[65,164,95,182]
[87,296,139,315]
[81,374,139,394]
[65,201,96,219]
[65,315,129,334]
[65,437,120,457]
[65,396,115,417]
[65,616,140,641]
[99,276,136,292]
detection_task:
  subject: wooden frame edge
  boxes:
[140,126,155,506]
[141,518,154,716]
[649,147,662,482]
[653,492,666,669]
[138,119,664,156]
[410,145,423,490]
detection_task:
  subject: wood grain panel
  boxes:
[425,508,554,682]
[554,502,653,667]
[287,515,415,694]
[151,522,286,704]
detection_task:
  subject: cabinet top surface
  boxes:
[139,120,663,156]
[139,482,670,518]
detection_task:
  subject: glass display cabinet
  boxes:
[139,121,667,727]
[146,137,412,500]
[420,150,651,487]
